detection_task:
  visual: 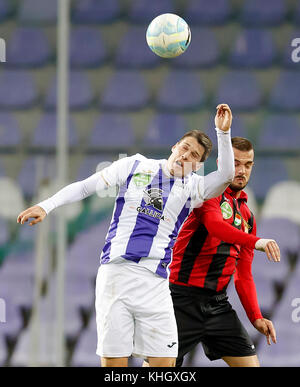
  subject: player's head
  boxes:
[168,130,212,177]
[230,137,254,192]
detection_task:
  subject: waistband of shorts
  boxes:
[169,283,227,301]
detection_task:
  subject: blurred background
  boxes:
[0,0,300,367]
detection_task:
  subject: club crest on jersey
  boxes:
[234,213,242,226]
[220,201,233,219]
[133,173,151,187]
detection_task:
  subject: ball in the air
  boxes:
[146,13,191,58]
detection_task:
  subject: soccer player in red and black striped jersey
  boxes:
[169,137,280,367]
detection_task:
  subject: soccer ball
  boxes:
[146,13,191,58]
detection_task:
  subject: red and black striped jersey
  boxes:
[169,187,263,322]
[170,187,258,285]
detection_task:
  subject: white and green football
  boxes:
[146,13,191,58]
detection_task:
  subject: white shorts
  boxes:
[95,262,178,358]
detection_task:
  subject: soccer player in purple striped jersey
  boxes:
[17,104,235,367]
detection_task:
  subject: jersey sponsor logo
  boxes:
[136,188,165,220]
[220,201,233,219]
[143,188,164,211]
[136,206,165,220]
[167,342,177,348]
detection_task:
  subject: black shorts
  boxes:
[170,283,257,366]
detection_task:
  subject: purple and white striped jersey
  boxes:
[37,129,234,279]
[100,154,203,278]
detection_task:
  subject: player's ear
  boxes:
[171,142,179,152]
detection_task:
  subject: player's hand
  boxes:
[17,205,47,226]
[215,103,232,132]
[255,239,280,262]
[253,318,276,345]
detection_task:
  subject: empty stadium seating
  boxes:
[1,0,300,368]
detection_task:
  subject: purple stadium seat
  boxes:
[0,331,7,365]
[39,282,85,337]
[72,0,121,24]
[184,0,231,25]
[157,71,205,111]
[101,71,149,110]
[76,155,115,181]
[0,273,34,310]
[45,71,94,110]
[88,114,135,148]
[258,272,300,366]
[256,217,300,260]
[229,29,276,68]
[248,158,288,201]
[129,0,175,24]
[172,28,220,69]
[269,71,300,111]
[0,293,23,338]
[6,27,52,67]
[31,113,78,149]
[293,1,300,25]
[18,156,56,198]
[71,326,99,366]
[70,27,107,68]
[143,113,186,147]
[0,0,12,22]
[240,0,287,26]
[0,70,38,109]
[204,115,249,147]
[18,0,57,24]
[0,113,22,147]
[257,115,300,150]
[66,219,111,280]
[115,26,161,68]
[215,71,262,111]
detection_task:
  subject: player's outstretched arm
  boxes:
[17,171,107,226]
[202,104,235,200]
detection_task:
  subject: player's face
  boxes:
[168,136,205,177]
[230,148,254,191]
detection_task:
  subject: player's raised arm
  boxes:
[202,104,235,200]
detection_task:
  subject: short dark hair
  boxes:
[179,130,212,162]
[231,137,253,152]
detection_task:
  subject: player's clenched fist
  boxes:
[17,205,47,226]
[215,103,233,132]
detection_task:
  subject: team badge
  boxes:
[133,173,151,187]
[234,213,242,227]
[220,202,233,219]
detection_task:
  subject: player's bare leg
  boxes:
[147,357,176,367]
[222,355,260,367]
[101,357,128,367]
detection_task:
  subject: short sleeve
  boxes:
[101,154,143,187]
